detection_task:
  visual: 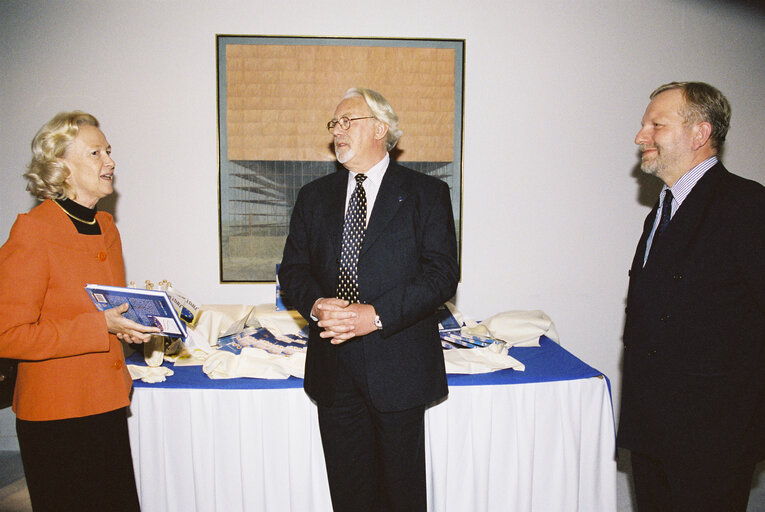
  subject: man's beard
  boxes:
[335,142,354,164]
[639,145,663,176]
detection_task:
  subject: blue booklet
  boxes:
[85,284,187,338]
[218,326,307,355]
[274,264,295,311]
[436,304,462,331]
[440,331,494,350]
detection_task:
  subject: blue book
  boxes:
[218,326,307,355]
[440,331,494,350]
[436,304,462,331]
[85,284,188,338]
[275,264,295,311]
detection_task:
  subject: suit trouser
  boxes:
[16,407,141,512]
[630,450,754,512]
[317,337,427,512]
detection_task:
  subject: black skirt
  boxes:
[16,407,140,512]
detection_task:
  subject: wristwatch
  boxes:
[374,315,383,330]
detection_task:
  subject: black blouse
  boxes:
[54,198,101,235]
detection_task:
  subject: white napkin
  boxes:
[143,336,165,367]
[250,304,307,335]
[461,310,559,347]
[187,303,307,345]
[443,343,525,373]
[194,304,255,345]
[182,326,217,356]
[163,346,210,367]
[127,365,174,383]
[203,348,306,380]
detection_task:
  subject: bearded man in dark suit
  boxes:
[617,81,765,511]
[279,88,459,512]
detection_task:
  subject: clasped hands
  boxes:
[104,302,161,344]
[312,298,377,344]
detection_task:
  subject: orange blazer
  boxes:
[0,199,132,421]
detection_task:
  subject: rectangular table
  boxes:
[127,337,616,511]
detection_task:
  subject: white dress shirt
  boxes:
[344,152,389,227]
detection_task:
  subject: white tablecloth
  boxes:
[127,376,615,511]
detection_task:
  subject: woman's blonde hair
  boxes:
[24,111,100,200]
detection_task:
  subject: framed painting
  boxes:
[217,35,465,282]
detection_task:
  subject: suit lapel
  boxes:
[361,162,408,257]
[325,169,349,260]
[643,163,725,270]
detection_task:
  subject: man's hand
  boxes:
[313,298,378,344]
[340,303,377,341]
[312,297,351,319]
[314,297,356,342]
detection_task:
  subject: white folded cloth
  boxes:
[173,305,557,379]
[250,304,307,335]
[461,310,559,347]
[194,304,256,345]
[443,343,525,373]
[203,347,306,380]
[164,346,210,366]
[182,326,217,356]
[187,304,308,348]
[143,335,165,367]
[127,364,174,383]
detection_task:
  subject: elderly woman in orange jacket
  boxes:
[0,111,159,511]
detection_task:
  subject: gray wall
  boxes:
[1,0,764,509]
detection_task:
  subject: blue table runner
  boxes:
[130,336,604,390]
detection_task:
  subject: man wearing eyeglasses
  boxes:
[279,88,459,512]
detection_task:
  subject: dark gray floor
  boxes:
[0,451,24,487]
[2,449,764,511]
[0,450,31,512]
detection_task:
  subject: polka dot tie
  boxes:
[337,174,367,302]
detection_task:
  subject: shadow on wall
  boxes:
[97,191,120,222]
[630,160,663,209]
[707,0,765,12]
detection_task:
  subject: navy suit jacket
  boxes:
[279,161,459,412]
[617,162,765,464]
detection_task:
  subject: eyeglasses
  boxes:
[327,116,375,132]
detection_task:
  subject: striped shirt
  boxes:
[643,156,718,265]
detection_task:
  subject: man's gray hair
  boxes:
[650,81,731,152]
[344,88,403,151]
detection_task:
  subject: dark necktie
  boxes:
[337,174,368,302]
[656,189,674,236]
